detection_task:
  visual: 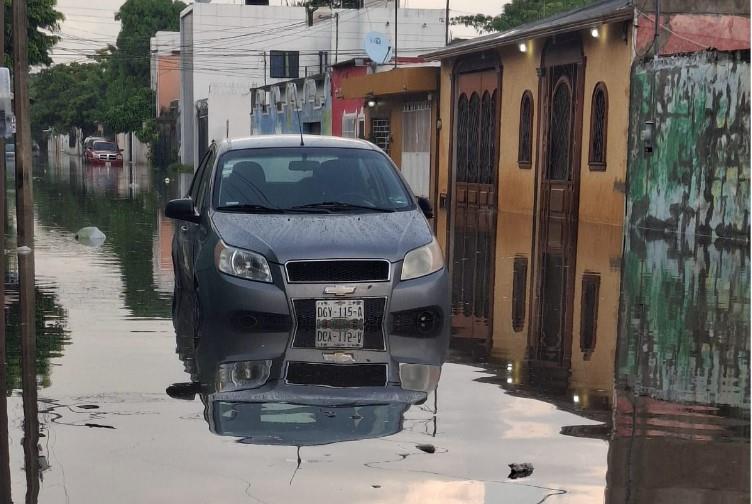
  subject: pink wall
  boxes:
[635,13,750,56]
[331,64,368,137]
[157,54,180,114]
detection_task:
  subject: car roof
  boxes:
[217,135,381,155]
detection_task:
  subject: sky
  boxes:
[52,0,500,64]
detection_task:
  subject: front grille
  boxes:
[98,154,117,160]
[292,298,385,349]
[286,362,387,387]
[390,306,443,338]
[286,260,390,283]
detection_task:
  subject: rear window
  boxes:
[93,142,117,151]
[213,147,413,212]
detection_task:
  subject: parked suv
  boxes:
[166,135,450,394]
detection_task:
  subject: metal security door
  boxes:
[451,68,499,341]
[530,48,584,365]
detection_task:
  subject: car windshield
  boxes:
[213,147,413,212]
[93,141,117,151]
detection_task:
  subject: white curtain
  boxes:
[401,102,431,197]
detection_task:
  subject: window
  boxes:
[214,147,413,212]
[318,51,329,74]
[547,78,572,181]
[342,113,357,138]
[195,147,216,212]
[270,51,299,79]
[588,82,608,170]
[579,273,600,357]
[370,118,390,153]
[518,91,533,167]
[512,257,528,332]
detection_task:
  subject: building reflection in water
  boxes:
[478,210,750,501]
[168,289,435,447]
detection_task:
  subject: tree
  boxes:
[110,0,186,87]
[453,0,596,34]
[30,62,106,140]
[4,0,65,67]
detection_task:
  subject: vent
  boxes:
[286,260,389,283]
[292,298,385,349]
[286,362,387,387]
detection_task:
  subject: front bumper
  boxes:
[195,262,451,385]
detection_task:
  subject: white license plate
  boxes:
[315,329,364,349]
[315,299,364,349]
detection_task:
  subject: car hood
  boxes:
[211,210,432,263]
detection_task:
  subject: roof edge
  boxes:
[424,8,633,60]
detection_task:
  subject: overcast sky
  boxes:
[52,0,501,64]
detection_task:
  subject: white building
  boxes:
[179,2,446,165]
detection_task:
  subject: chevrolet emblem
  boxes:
[324,285,356,296]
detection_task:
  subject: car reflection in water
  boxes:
[167,289,432,446]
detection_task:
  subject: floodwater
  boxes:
[0,156,749,503]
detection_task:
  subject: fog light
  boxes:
[416,310,436,334]
[216,360,271,392]
[399,363,441,392]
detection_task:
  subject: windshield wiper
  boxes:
[291,201,395,213]
[215,203,286,214]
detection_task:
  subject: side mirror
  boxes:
[166,382,202,401]
[166,198,199,223]
[417,196,434,219]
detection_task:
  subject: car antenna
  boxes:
[295,105,304,146]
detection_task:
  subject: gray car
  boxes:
[166,135,450,395]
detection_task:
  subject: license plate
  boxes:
[315,328,364,349]
[315,299,364,349]
[105,161,111,168]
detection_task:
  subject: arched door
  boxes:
[530,38,585,365]
[450,61,500,342]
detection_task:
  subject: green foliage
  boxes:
[4,0,65,67]
[30,0,185,140]
[30,62,106,140]
[453,0,596,34]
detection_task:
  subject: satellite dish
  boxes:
[364,32,392,64]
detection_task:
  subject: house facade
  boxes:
[424,0,750,366]
[178,2,446,166]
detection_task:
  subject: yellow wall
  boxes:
[437,22,632,365]
[579,22,632,225]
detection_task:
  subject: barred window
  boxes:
[588,82,608,170]
[580,273,600,357]
[518,90,533,167]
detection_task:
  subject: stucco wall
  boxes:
[626,51,750,242]
[208,82,252,143]
[157,54,180,114]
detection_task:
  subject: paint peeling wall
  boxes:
[627,51,750,242]
[617,231,750,410]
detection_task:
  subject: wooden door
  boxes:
[451,67,499,341]
[530,47,584,365]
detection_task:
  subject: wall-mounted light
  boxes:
[367,98,377,108]
[518,42,527,53]
[573,394,581,404]
[590,26,600,38]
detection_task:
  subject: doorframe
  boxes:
[447,51,502,345]
[527,35,587,365]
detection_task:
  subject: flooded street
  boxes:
[1,156,749,503]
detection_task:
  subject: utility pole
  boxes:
[393,0,397,69]
[0,0,11,499]
[12,1,39,501]
[14,0,33,249]
[445,0,449,45]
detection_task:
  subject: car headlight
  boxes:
[216,360,271,392]
[215,242,272,283]
[400,238,444,281]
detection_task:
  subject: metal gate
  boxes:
[450,65,500,341]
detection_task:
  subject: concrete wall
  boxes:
[156,54,180,114]
[331,63,368,137]
[208,82,252,142]
[626,51,750,242]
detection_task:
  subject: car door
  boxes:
[186,146,216,285]
[175,148,212,288]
